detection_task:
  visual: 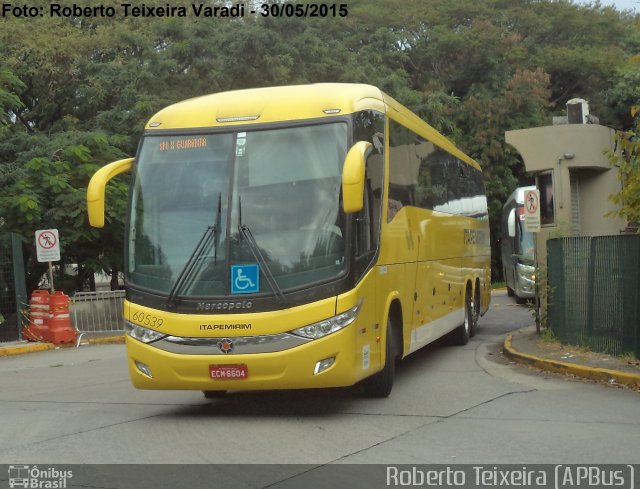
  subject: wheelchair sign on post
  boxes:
[231,264,260,294]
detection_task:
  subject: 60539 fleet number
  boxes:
[131,311,164,328]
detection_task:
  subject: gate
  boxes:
[0,233,27,343]
[71,290,126,335]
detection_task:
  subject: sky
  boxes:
[577,0,639,12]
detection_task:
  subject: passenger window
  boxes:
[353,111,384,277]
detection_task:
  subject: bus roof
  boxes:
[146,83,384,130]
[145,83,479,170]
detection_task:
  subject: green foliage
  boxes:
[604,54,640,228]
[0,0,638,290]
[541,327,559,344]
[606,129,640,227]
[0,70,25,126]
[0,131,127,291]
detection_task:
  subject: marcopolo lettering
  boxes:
[196,301,252,311]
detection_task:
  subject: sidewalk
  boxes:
[504,325,640,390]
[0,333,124,357]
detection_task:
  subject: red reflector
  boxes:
[209,364,248,380]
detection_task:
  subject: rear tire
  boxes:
[469,285,480,337]
[362,317,396,398]
[453,287,472,345]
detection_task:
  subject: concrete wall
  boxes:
[506,124,615,172]
[578,169,624,237]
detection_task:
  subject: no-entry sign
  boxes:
[35,229,61,262]
[523,189,541,233]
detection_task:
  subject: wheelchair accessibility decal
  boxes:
[231,264,260,294]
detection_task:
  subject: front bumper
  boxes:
[125,325,362,391]
[516,264,536,298]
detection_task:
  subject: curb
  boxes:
[0,342,55,357]
[503,334,640,390]
[0,335,125,357]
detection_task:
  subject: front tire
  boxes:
[362,317,397,398]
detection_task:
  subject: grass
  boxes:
[541,328,559,344]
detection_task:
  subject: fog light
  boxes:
[314,357,336,375]
[135,360,153,378]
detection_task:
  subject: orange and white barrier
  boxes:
[22,290,50,342]
[45,291,77,344]
[23,290,77,344]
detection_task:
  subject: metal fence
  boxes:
[71,290,126,335]
[547,235,640,358]
[0,233,27,343]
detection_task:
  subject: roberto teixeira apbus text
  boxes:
[385,465,636,488]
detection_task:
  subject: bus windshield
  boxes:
[517,208,535,262]
[127,122,348,298]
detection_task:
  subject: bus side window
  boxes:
[353,152,383,278]
[355,151,383,259]
[355,178,373,259]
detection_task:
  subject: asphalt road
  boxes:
[0,291,638,471]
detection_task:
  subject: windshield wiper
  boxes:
[166,193,221,308]
[238,223,287,307]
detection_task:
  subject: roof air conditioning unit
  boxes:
[566,98,589,124]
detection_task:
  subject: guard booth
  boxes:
[505,99,626,268]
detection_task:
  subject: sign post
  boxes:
[35,229,61,293]
[523,190,542,333]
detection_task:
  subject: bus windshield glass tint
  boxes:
[127,123,348,297]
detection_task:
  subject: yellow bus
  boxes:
[87,84,491,397]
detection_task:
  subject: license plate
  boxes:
[209,364,248,380]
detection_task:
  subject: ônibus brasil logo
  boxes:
[8,465,73,488]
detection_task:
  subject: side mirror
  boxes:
[87,158,134,228]
[342,141,372,214]
[507,208,516,238]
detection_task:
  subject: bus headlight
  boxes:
[516,263,535,283]
[124,321,167,344]
[291,301,362,340]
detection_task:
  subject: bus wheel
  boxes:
[469,285,480,337]
[453,288,472,345]
[203,390,227,399]
[362,317,396,398]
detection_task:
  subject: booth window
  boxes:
[537,172,555,225]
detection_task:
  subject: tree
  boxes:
[1,0,638,287]
[0,70,24,127]
[0,131,128,292]
[606,113,640,230]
